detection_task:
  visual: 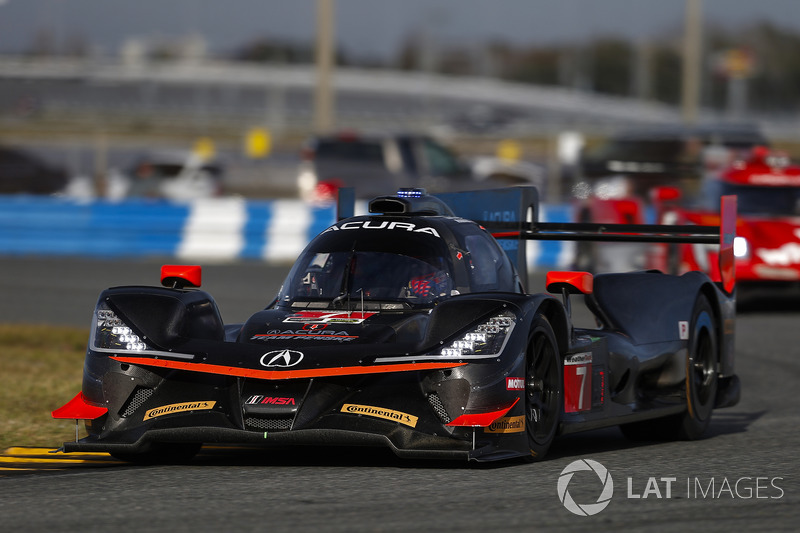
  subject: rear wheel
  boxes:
[525,314,562,460]
[110,442,202,464]
[677,294,718,439]
[620,293,718,441]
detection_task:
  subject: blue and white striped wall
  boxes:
[0,195,575,267]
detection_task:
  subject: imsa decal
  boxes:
[341,403,418,428]
[484,415,526,434]
[246,396,296,405]
[143,401,216,421]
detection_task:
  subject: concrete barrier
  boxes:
[0,195,575,267]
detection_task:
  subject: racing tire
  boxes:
[676,293,719,439]
[620,293,718,441]
[525,314,562,461]
[110,442,202,465]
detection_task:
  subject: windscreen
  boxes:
[278,227,453,307]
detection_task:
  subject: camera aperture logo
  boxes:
[557,459,786,516]
[557,459,614,516]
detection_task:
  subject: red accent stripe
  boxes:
[446,398,520,427]
[52,392,108,420]
[110,356,466,380]
[491,231,519,239]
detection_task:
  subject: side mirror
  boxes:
[161,264,202,289]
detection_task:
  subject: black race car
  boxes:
[53,187,740,462]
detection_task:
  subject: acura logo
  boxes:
[260,349,304,368]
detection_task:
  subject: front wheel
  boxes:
[525,314,562,461]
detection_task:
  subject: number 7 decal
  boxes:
[564,352,592,413]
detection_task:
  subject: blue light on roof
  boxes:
[396,188,426,198]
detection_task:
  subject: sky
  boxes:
[1,0,800,60]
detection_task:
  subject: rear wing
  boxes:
[440,187,736,295]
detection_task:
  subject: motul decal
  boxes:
[484,415,525,433]
[506,377,525,390]
[245,396,296,405]
[341,403,418,428]
[284,311,376,324]
[324,220,441,238]
[143,401,215,421]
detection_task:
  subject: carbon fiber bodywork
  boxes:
[55,187,739,462]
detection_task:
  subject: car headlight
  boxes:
[92,303,152,353]
[438,311,516,359]
[734,236,749,259]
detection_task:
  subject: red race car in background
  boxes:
[653,146,800,304]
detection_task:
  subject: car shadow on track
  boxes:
[545,409,766,462]
[737,295,800,313]
[187,445,521,470]
[145,410,767,470]
[704,409,767,439]
[76,412,765,471]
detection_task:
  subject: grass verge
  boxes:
[0,324,88,450]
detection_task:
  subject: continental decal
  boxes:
[341,403,418,428]
[143,401,216,421]
[484,415,526,434]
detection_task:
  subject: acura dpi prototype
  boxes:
[53,187,740,462]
